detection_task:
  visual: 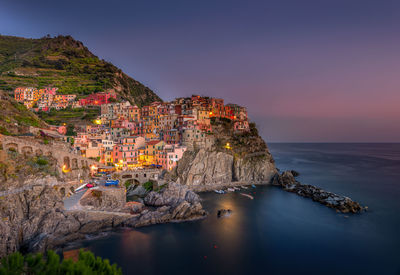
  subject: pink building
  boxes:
[79,92,116,106]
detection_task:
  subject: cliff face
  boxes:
[0,177,80,257]
[172,119,277,189]
[0,178,206,257]
[174,149,276,189]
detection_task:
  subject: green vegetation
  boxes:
[143,181,154,191]
[0,91,47,135]
[0,35,161,107]
[1,151,58,182]
[0,249,122,275]
[0,126,11,136]
[37,107,99,126]
[154,183,167,192]
[35,157,48,166]
[124,179,134,189]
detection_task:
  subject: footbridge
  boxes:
[117,169,162,185]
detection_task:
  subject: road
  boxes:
[63,188,88,210]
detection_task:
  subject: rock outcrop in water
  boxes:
[135,182,207,226]
[271,171,365,213]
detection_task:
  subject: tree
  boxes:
[0,250,122,275]
[66,124,76,136]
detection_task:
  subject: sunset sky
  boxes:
[1,0,399,142]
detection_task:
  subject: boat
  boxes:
[251,184,256,188]
[233,187,240,191]
[214,190,224,194]
[240,193,254,200]
[241,186,248,189]
[227,188,235,192]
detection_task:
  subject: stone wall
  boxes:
[0,135,100,180]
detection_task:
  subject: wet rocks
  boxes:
[271,171,365,213]
[136,182,207,227]
[217,209,232,218]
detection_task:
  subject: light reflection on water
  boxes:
[77,143,400,275]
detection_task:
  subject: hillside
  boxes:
[0,90,46,135]
[0,35,161,106]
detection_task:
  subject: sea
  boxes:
[76,143,400,275]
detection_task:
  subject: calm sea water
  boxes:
[77,143,400,275]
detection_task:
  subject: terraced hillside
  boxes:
[0,35,161,106]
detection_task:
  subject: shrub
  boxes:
[0,249,122,274]
[0,126,11,136]
[143,181,154,191]
[124,179,134,189]
[36,157,48,166]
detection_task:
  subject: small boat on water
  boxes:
[227,188,235,192]
[241,186,248,189]
[240,193,254,200]
[251,184,256,188]
[214,190,225,194]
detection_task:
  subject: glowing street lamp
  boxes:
[62,165,71,173]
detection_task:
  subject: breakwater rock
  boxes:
[271,171,365,213]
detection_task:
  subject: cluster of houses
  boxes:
[73,95,250,171]
[13,87,250,171]
[14,87,116,111]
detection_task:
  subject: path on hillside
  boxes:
[0,180,78,197]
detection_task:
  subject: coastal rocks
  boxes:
[0,176,208,257]
[123,201,144,214]
[233,155,276,183]
[175,149,234,186]
[80,187,126,211]
[126,184,147,197]
[136,182,207,227]
[0,179,82,257]
[217,209,232,218]
[174,148,277,188]
[272,171,365,213]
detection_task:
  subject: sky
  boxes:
[1,0,400,142]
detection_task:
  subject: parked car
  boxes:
[86,183,94,188]
[105,180,119,187]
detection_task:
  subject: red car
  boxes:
[86,183,94,188]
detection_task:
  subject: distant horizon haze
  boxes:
[1,0,399,142]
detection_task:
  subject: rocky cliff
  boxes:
[0,178,206,257]
[171,118,277,189]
